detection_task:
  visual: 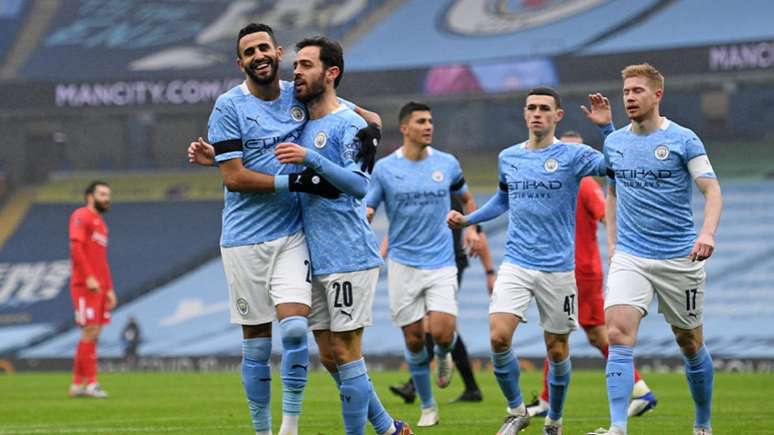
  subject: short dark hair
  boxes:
[85,180,109,198]
[236,23,277,58]
[561,130,582,139]
[398,101,431,124]
[527,87,562,109]
[295,36,344,88]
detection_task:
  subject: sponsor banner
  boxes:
[424,58,558,96]
[556,39,774,83]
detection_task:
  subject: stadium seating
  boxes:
[0,0,28,62]
[18,0,382,81]
[346,0,661,71]
[17,182,774,357]
[584,0,774,54]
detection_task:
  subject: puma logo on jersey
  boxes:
[339,309,353,320]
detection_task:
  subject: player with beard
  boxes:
[274,37,411,435]
[363,101,481,427]
[190,23,345,435]
[448,88,609,435]
[188,27,407,435]
[590,64,722,435]
[68,181,116,399]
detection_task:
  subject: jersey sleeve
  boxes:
[341,123,369,178]
[602,139,616,185]
[581,178,605,221]
[573,144,607,178]
[449,157,468,195]
[207,96,243,163]
[684,131,717,179]
[365,161,385,209]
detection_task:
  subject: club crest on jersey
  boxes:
[544,158,559,173]
[290,105,305,122]
[236,298,249,316]
[432,170,444,182]
[314,132,327,149]
[655,145,670,160]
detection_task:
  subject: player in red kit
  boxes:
[68,181,116,399]
[528,100,657,419]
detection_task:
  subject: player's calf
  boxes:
[242,337,273,434]
[279,316,309,435]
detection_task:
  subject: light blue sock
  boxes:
[406,346,434,408]
[491,349,523,409]
[606,345,634,431]
[683,346,713,429]
[330,369,394,434]
[434,332,457,358]
[242,337,272,432]
[547,357,572,420]
[338,359,371,435]
[279,316,309,417]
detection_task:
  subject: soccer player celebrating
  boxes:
[528,105,655,418]
[274,37,412,435]
[448,87,608,435]
[68,181,116,399]
[364,102,480,426]
[592,64,722,435]
[198,23,342,435]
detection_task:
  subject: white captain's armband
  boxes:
[687,155,716,180]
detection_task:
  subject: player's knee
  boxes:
[674,330,702,355]
[606,324,631,345]
[279,316,308,346]
[490,331,511,352]
[431,329,453,348]
[405,335,424,353]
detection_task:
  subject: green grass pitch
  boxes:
[1,369,772,434]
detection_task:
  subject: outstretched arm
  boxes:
[448,188,508,229]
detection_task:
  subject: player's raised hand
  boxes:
[581,93,612,126]
[188,137,215,166]
[690,233,715,261]
[275,142,307,164]
[447,210,468,229]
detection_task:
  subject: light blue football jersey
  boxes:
[298,105,383,276]
[499,139,607,272]
[367,147,467,269]
[208,80,307,247]
[604,118,716,259]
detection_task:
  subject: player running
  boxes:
[364,101,480,427]
[589,64,722,435]
[528,100,656,419]
[273,36,412,435]
[448,87,608,435]
[386,192,494,405]
[68,181,117,399]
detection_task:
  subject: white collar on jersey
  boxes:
[396,146,434,158]
[626,117,671,131]
[239,81,249,95]
[518,137,560,148]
